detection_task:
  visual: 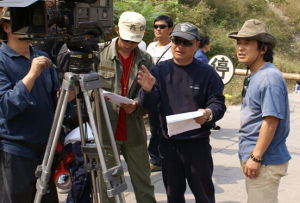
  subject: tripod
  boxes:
[34,71,127,203]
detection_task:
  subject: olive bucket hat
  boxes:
[228,19,276,47]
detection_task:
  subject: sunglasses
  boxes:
[154,24,167,29]
[241,76,250,98]
[171,38,193,47]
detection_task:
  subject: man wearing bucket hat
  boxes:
[96,11,156,203]
[228,19,291,203]
[138,22,226,203]
[0,7,59,203]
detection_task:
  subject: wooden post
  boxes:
[234,68,300,81]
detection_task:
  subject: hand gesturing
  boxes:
[137,65,156,92]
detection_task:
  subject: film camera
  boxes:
[0,0,113,72]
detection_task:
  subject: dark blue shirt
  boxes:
[139,59,226,141]
[194,49,208,64]
[0,42,59,160]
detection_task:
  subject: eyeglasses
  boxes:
[241,76,250,98]
[154,24,167,29]
[171,38,193,47]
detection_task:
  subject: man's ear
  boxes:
[261,45,267,55]
[115,26,119,35]
[2,22,11,34]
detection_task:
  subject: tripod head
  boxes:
[66,34,100,74]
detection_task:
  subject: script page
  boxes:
[102,90,134,106]
[166,111,203,136]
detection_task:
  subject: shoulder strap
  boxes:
[156,45,171,65]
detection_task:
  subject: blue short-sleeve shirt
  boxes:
[238,62,291,165]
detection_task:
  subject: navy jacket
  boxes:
[139,58,226,141]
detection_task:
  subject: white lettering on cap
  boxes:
[129,24,146,32]
[180,24,192,32]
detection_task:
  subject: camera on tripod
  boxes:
[0,1,128,203]
[0,0,113,72]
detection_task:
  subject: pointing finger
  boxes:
[141,65,150,74]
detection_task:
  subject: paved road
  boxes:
[59,93,300,203]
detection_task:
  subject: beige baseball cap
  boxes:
[118,11,146,43]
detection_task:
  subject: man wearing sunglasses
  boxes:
[96,11,156,203]
[147,15,173,64]
[228,19,290,203]
[138,22,226,203]
[146,15,173,172]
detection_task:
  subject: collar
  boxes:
[0,42,34,58]
[250,62,269,76]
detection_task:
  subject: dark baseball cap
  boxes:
[170,22,200,41]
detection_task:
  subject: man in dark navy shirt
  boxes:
[138,22,226,203]
[0,8,60,203]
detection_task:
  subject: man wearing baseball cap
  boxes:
[228,19,291,203]
[0,7,59,203]
[96,11,156,203]
[138,22,226,202]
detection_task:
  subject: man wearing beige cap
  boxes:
[96,11,156,203]
[138,22,226,203]
[228,19,291,203]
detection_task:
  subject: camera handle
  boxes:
[34,72,127,203]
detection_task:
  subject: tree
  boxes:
[178,0,201,7]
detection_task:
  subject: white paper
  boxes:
[103,90,134,106]
[166,111,203,136]
[64,122,94,146]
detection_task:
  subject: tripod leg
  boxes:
[82,91,107,172]
[95,89,121,166]
[95,89,126,203]
[90,170,100,203]
[34,88,71,203]
[41,85,65,167]
[77,73,127,202]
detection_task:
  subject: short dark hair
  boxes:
[258,41,274,63]
[154,15,173,28]
[199,36,210,48]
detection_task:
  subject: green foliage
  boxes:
[245,0,268,13]
[111,0,299,99]
[113,0,165,43]
[280,0,300,33]
[178,0,200,7]
[207,27,237,66]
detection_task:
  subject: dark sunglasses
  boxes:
[241,76,250,98]
[171,38,193,47]
[154,24,167,29]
